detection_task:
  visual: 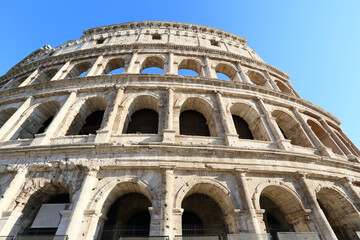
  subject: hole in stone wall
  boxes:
[210,40,220,47]
[152,33,161,40]
[97,38,105,44]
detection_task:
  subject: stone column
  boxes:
[0,96,33,141]
[95,86,124,143]
[319,119,352,157]
[0,168,28,219]
[291,108,334,157]
[166,52,176,75]
[0,210,23,236]
[163,88,176,142]
[160,166,176,239]
[171,208,184,238]
[125,52,139,73]
[337,129,360,156]
[204,56,217,78]
[263,71,280,91]
[149,207,161,236]
[61,170,99,240]
[234,170,262,234]
[255,98,292,151]
[340,177,360,210]
[82,210,106,240]
[295,173,337,240]
[236,63,252,84]
[215,92,239,146]
[18,69,39,87]
[51,60,71,80]
[31,91,77,146]
[86,55,105,76]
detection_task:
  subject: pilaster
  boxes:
[295,173,337,240]
[204,56,217,78]
[86,55,105,76]
[51,60,71,80]
[163,88,176,143]
[0,96,33,141]
[18,69,39,87]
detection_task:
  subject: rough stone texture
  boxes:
[0,21,359,240]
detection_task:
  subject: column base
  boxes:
[162,129,176,143]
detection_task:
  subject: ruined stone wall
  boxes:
[0,21,359,240]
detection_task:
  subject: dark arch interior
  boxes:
[260,196,294,240]
[125,109,159,134]
[36,116,54,134]
[101,193,151,239]
[20,189,70,236]
[232,115,253,139]
[181,194,227,237]
[180,110,210,136]
[78,110,105,135]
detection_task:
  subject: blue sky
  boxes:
[0,0,359,147]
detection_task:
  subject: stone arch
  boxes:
[215,63,239,81]
[0,108,16,129]
[316,186,360,240]
[140,56,164,73]
[247,70,269,87]
[88,178,158,239]
[103,57,126,75]
[89,178,156,217]
[307,119,343,155]
[179,97,218,137]
[65,96,107,136]
[11,101,60,140]
[174,179,237,235]
[178,58,203,77]
[230,102,271,141]
[272,110,313,148]
[66,61,92,78]
[10,173,74,236]
[275,80,294,96]
[121,94,160,134]
[32,68,58,84]
[254,182,311,236]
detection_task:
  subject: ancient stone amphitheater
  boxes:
[0,21,359,240]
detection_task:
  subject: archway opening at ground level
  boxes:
[100,193,152,239]
[260,196,294,240]
[317,188,360,240]
[182,194,228,237]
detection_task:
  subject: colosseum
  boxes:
[0,21,359,240]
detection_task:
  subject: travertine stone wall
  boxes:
[0,21,359,240]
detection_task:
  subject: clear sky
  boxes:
[0,0,359,148]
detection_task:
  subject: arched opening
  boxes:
[247,71,269,87]
[230,103,271,141]
[0,108,16,129]
[179,97,217,137]
[275,80,294,96]
[272,110,313,148]
[260,196,294,240]
[121,95,160,134]
[14,184,69,236]
[317,188,360,240]
[180,110,210,136]
[215,63,239,81]
[259,185,309,240]
[32,68,58,84]
[182,194,227,237]
[11,101,60,140]
[66,62,92,78]
[125,109,159,134]
[66,97,107,136]
[103,58,125,75]
[232,115,254,140]
[307,119,343,155]
[100,193,152,239]
[178,59,202,77]
[141,56,164,74]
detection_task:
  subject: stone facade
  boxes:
[0,21,359,240]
